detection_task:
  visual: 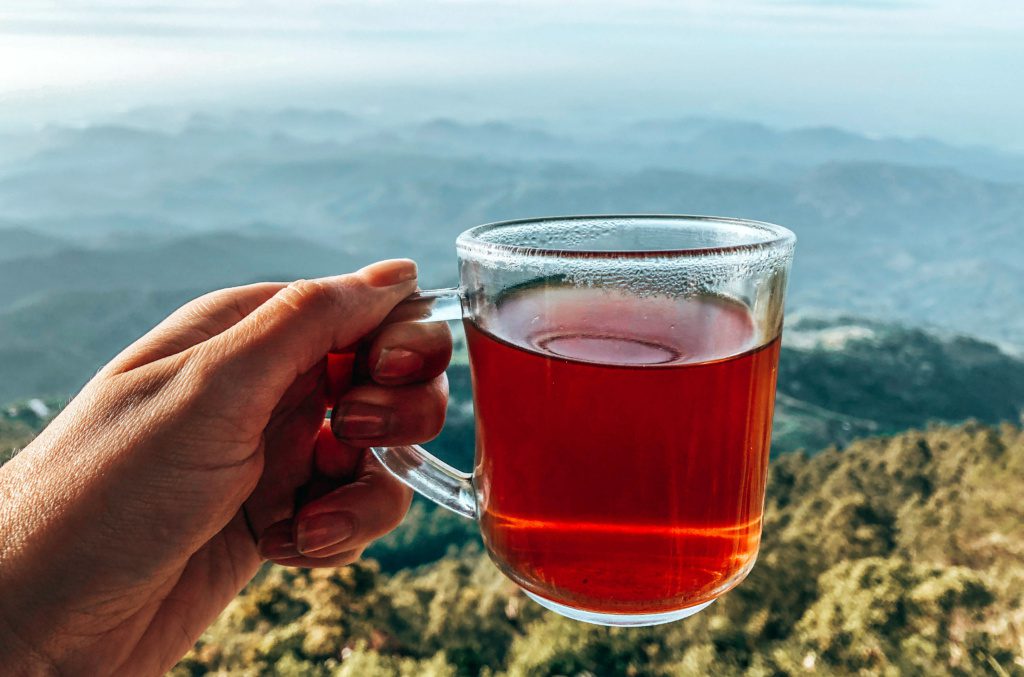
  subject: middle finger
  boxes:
[331,374,448,446]
[367,320,452,385]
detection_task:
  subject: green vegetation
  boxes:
[171,423,1024,676]
[778,316,1024,436]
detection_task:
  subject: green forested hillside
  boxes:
[772,316,1024,452]
[172,423,1024,676]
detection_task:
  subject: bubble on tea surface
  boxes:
[535,333,683,365]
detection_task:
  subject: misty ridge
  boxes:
[1,109,1023,348]
[0,109,1022,389]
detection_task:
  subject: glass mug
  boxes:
[373,215,795,627]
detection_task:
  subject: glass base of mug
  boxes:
[522,590,715,627]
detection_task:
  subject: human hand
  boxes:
[0,259,450,675]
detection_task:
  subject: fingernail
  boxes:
[258,534,297,560]
[359,259,417,288]
[333,401,391,439]
[375,348,425,379]
[296,512,356,555]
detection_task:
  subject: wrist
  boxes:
[0,449,71,674]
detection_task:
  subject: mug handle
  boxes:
[370,288,478,520]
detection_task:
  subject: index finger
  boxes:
[188,259,419,416]
[106,282,288,374]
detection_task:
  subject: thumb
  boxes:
[190,259,418,414]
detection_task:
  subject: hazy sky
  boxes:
[1,0,1022,148]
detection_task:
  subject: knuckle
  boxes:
[277,278,335,315]
[192,286,233,309]
[181,342,228,393]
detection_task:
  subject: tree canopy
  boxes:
[171,422,1024,676]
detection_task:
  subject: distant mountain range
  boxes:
[0,111,1021,345]
[0,230,361,310]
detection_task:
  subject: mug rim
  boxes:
[456,214,796,260]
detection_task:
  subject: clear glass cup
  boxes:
[374,215,795,627]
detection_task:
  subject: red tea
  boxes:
[466,287,780,614]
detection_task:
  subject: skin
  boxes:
[0,259,452,675]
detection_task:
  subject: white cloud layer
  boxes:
[3,0,1022,37]
[0,0,1021,146]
